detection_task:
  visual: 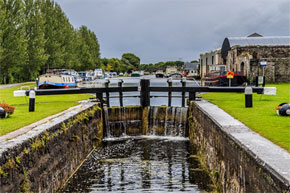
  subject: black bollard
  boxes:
[245,87,253,108]
[29,90,36,112]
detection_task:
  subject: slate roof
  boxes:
[221,36,290,58]
[183,62,199,70]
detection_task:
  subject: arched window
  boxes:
[241,62,245,75]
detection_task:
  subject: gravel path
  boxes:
[0,82,34,89]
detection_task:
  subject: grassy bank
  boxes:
[0,84,92,135]
[201,83,290,152]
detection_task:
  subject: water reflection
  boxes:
[60,137,214,192]
[79,76,200,106]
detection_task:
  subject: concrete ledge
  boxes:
[189,100,290,192]
[0,102,103,193]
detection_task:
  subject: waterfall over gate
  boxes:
[103,106,188,138]
[104,106,142,138]
[147,106,188,137]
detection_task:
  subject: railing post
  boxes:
[105,78,110,107]
[29,90,35,112]
[140,79,150,107]
[96,92,104,109]
[189,91,196,101]
[245,87,253,108]
[118,79,124,107]
[181,77,186,107]
[167,78,172,107]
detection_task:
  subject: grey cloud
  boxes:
[55,0,290,63]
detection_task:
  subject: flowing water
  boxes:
[60,137,214,192]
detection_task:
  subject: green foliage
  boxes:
[139,60,185,72]
[121,53,140,72]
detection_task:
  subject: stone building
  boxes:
[200,49,225,78]
[221,36,290,83]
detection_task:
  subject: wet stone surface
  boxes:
[60,137,214,192]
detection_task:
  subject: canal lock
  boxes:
[59,105,217,192]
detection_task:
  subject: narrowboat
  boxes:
[204,74,247,86]
[37,74,77,89]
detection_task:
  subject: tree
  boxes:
[23,0,47,81]
[0,0,27,83]
[121,53,140,72]
[76,25,101,70]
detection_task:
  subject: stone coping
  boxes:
[195,100,290,186]
[0,102,96,155]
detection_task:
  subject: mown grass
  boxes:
[201,83,290,152]
[0,83,92,135]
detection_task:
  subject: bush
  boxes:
[0,104,15,115]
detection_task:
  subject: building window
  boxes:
[212,56,214,65]
[206,57,208,65]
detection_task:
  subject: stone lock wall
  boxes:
[0,104,103,193]
[188,101,290,193]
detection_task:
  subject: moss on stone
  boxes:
[142,107,149,135]
[31,137,43,151]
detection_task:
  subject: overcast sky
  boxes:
[55,0,290,64]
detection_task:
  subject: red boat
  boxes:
[204,74,247,86]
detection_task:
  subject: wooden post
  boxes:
[140,79,150,107]
[105,78,110,107]
[189,92,196,101]
[29,90,35,112]
[181,77,186,107]
[96,92,103,109]
[118,79,124,107]
[96,92,106,138]
[167,78,172,106]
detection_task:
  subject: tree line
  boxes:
[0,0,101,84]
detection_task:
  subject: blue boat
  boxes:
[37,74,77,89]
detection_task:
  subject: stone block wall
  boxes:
[227,45,290,83]
[188,101,290,193]
[0,104,103,193]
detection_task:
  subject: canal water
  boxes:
[79,75,200,107]
[60,137,215,192]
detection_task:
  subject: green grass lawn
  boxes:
[201,83,290,152]
[0,83,92,135]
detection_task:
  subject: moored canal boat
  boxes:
[155,70,165,78]
[204,74,247,86]
[37,74,77,89]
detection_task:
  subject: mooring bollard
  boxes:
[167,78,172,107]
[118,79,124,107]
[29,90,36,112]
[181,77,186,107]
[245,87,253,108]
[105,78,110,107]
